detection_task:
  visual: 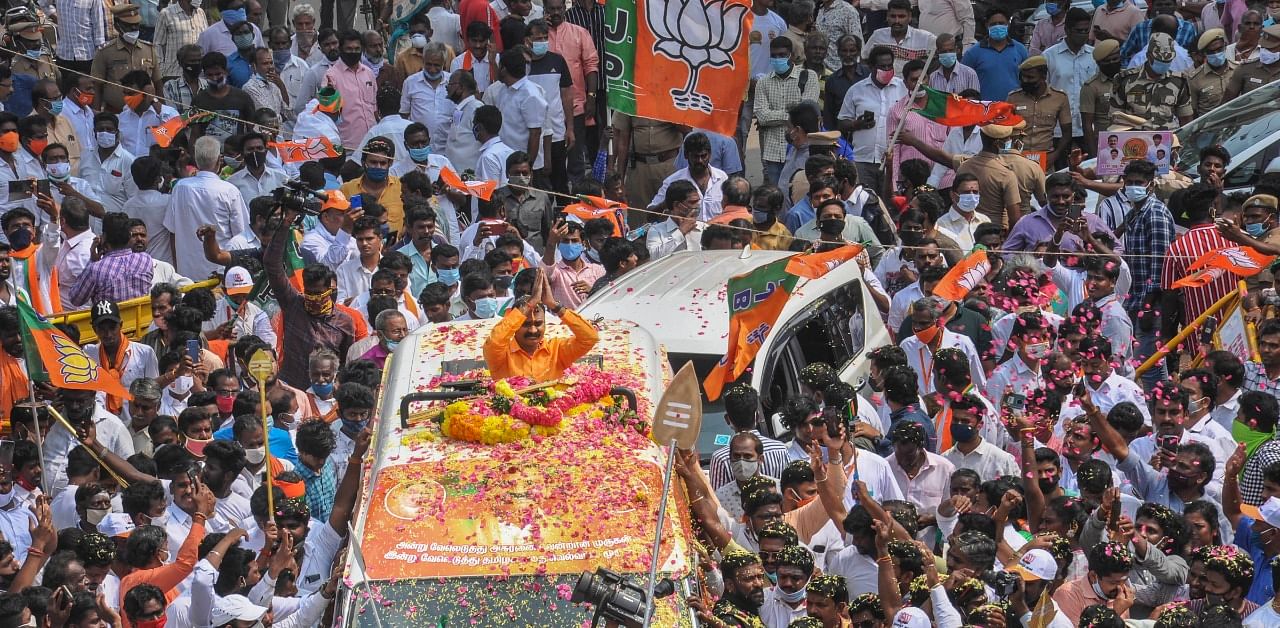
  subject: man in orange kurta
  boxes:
[483,270,598,382]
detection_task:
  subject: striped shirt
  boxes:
[54,0,108,61]
[565,4,606,79]
[154,4,208,78]
[708,429,790,490]
[1161,223,1236,324]
[67,249,154,307]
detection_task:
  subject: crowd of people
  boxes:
[0,0,1273,624]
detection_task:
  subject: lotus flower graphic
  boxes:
[646,0,749,114]
[51,334,94,385]
[1221,248,1260,269]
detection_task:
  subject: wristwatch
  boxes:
[550,303,565,316]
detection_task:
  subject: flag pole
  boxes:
[642,438,678,627]
[45,404,129,488]
[24,385,47,495]
[882,45,939,183]
[247,350,275,522]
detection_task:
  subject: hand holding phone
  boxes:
[186,339,201,363]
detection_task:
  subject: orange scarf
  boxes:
[10,244,60,315]
[307,392,338,423]
[0,349,28,432]
[401,290,420,319]
[100,334,128,415]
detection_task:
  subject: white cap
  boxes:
[96,512,135,538]
[1009,549,1058,581]
[891,607,931,628]
[223,266,254,296]
[209,595,268,625]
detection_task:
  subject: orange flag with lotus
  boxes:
[1187,246,1276,277]
[270,137,341,163]
[439,167,498,200]
[605,0,752,135]
[785,244,863,279]
[933,250,992,302]
[15,297,130,400]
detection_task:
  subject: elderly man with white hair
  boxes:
[163,136,251,281]
[291,4,326,65]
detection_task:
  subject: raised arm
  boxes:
[327,428,371,535]
[1224,442,1246,530]
[674,447,733,551]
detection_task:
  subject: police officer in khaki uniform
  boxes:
[611,113,686,223]
[1006,55,1072,167]
[90,4,160,114]
[1190,28,1236,118]
[8,22,58,83]
[1225,23,1280,100]
[1111,32,1193,130]
[1080,39,1120,157]
[1001,120,1049,209]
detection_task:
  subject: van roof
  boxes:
[580,249,859,356]
[353,317,688,586]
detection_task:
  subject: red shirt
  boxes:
[457,0,503,51]
[1161,223,1236,324]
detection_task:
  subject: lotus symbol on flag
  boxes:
[51,333,94,385]
[646,0,748,114]
[1221,248,1261,269]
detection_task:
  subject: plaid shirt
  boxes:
[1119,196,1175,313]
[1241,432,1280,504]
[1119,17,1199,64]
[297,458,337,522]
[162,76,206,112]
[54,0,108,60]
[67,249,154,308]
[754,69,820,162]
[1245,360,1280,405]
[154,4,208,78]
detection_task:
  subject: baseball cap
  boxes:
[96,512,135,538]
[1008,549,1058,581]
[891,607,931,628]
[223,266,254,296]
[91,300,122,325]
[209,595,268,626]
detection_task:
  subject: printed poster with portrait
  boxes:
[1096,131,1173,177]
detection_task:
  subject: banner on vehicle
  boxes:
[1095,131,1173,177]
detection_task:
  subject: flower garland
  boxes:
[437,369,629,444]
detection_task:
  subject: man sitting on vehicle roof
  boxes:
[482,268,598,382]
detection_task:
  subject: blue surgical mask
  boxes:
[558,242,584,261]
[408,146,431,162]
[340,418,368,433]
[753,210,772,223]
[49,100,63,115]
[364,166,389,182]
[383,338,400,352]
[765,571,778,584]
[24,49,40,60]
[311,381,334,397]
[424,69,443,81]
[531,41,550,56]
[1124,184,1149,203]
[222,7,246,24]
[437,267,459,285]
[1150,59,1171,75]
[938,52,957,68]
[988,25,1009,40]
[474,296,500,318]
[777,584,807,604]
[1045,1,1061,16]
[1246,222,1268,237]
[1093,0,1106,7]
[1207,51,1228,67]
[770,57,791,74]
[957,192,980,212]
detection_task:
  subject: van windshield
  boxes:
[667,353,730,458]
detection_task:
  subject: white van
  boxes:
[338,317,699,626]
[580,249,892,452]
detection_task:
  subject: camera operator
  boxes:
[265,194,359,388]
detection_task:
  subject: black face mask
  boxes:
[1037,478,1057,495]
[819,218,845,235]
[1099,62,1121,76]
[244,150,266,171]
[900,230,924,247]
[1020,80,1039,93]
[340,50,361,67]
[182,62,202,75]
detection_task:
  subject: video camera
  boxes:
[571,568,675,628]
[270,180,327,224]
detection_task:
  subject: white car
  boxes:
[580,249,892,452]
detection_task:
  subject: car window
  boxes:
[1226,141,1280,189]
[668,353,730,459]
[1177,82,1280,176]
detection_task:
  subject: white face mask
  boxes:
[169,375,193,396]
[86,508,110,525]
[121,31,140,45]
[244,446,266,465]
[0,489,15,510]
[957,192,980,212]
[730,459,758,482]
[146,511,169,527]
[95,131,118,150]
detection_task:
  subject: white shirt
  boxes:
[886,280,923,332]
[826,546,878,599]
[83,341,159,402]
[445,94,483,172]
[1211,389,1241,432]
[928,126,983,187]
[205,298,277,347]
[934,207,990,253]
[863,26,937,74]
[485,77,549,169]
[55,229,95,305]
[647,166,730,221]
[1058,370,1152,427]
[943,439,1019,482]
[838,77,908,164]
[123,189,175,265]
[359,114,414,172]
[299,225,357,271]
[759,588,808,628]
[277,55,312,122]
[197,19,263,57]
[449,51,494,92]
[1043,41,1096,135]
[82,144,138,214]
[243,74,287,117]
[476,136,516,186]
[336,257,378,304]
[153,259,193,287]
[646,218,704,259]
[164,171,251,280]
[389,153,456,183]
[1047,261,1133,314]
[1245,602,1280,628]
[118,103,181,157]
[227,167,290,207]
[984,353,1045,408]
[297,519,344,594]
[62,97,96,164]
[989,309,1063,363]
[748,9,787,78]
[900,328,988,393]
[401,70,455,154]
[43,406,133,497]
[427,6,462,52]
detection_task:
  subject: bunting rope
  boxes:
[2,40,1242,262]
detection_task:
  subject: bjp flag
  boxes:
[150,116,187,148]
[911,86,1025,127]
[605,0,752,135]
[1188,246,1276,278]
[15,298,130,400]
[932,250,992,302]
[270,137,341,163]
[785,245,863,279]
[439,167,498,201]
[564,195,628,236]
[704,259,798,400]
[1172,267,1227,290]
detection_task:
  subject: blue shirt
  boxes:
[1234,517,1277,604]
[397,242,437,298]
[213,424,300,465]
[227,52,253,88]
[877,404,938,457]
[782,197,815,233]
[1120,18,1200,64]
[675,130,744,176]
[961,39,1029,101]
